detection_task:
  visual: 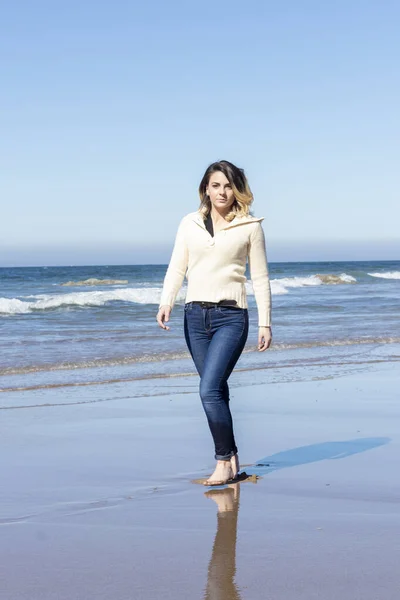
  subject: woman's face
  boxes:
[206,171,235,213]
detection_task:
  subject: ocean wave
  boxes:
[61,278,128,286]
[0,288,171,314]
[2,350,400,395]
[0,273,357,315]
[0,278,294,315]
[1,336,399,378]
[368,271,400,280]
[269,273,356,293]
[0,350,192,376]
[316,273,356,284]
[245,273,355,296]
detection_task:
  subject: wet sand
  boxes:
[1,361,400,599]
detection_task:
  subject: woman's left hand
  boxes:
[258,326,272,352]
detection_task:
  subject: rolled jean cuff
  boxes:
[215,449,237,461]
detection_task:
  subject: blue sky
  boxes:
[1,0,399,266]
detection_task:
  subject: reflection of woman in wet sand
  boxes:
[157,161,272,485]
[204,485,242,600]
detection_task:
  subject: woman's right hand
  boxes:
[157,305,171,330]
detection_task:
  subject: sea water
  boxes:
[1,261,399,395]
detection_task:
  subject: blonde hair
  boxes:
[198,160,254,222]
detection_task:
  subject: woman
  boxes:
[156,160,272,486]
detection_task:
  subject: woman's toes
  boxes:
[204,461,233,485]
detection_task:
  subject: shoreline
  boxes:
[2,338,399,398]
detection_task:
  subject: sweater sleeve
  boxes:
[248,222,272,327]
[159,217,188,309]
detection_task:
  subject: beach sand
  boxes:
[1,361,400,599]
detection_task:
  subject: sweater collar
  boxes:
[191,211,264,231]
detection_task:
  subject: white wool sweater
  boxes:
[159,211,272,326]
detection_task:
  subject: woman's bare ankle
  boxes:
[230,453,239,478]
[204,460,233,484]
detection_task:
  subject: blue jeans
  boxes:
[184,302,249,461]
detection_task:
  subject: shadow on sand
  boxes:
[242,436,390,479]
[202,437,391,599]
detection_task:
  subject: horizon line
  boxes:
[1,258,399,269]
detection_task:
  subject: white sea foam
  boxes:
[0,288,165,314]
[245,280,288,295]
[274,273,356,288]
[256,273,356,295]
[0,273,358,315]
[270,281,289,295]
[0,298,33,315]
[368,271,400,280]
[236,274,355,296]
